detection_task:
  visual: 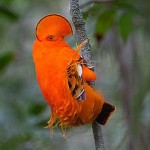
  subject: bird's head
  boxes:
[35,14,73,47]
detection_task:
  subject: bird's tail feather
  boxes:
[96,102,116,125]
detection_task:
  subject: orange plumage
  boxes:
[32,14,115,135]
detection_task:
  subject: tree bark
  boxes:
[70,0,105,149]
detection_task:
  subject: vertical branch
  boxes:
[70,0,93,68]
[70,0,105,150]
[92,121,105,150]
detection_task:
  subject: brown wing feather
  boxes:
[67,60,85,102]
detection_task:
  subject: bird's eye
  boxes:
[47,35,54,41]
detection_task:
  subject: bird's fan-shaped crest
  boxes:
[36,14,73,40]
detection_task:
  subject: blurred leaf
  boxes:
[35,119,48,127]
[119,12,134,41]
[83,4,102,20]
[82,11,89,20]
[114,1,150,18]
[95,9,116,36]
[28,102,46,116]
[0,0,14,5]
[113,1,139,13]
[0,6,19,21]
[0,133,32,150]
[0,52,14,72]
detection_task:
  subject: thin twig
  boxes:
[70,0,105,149]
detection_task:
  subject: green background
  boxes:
[0,0,149,149]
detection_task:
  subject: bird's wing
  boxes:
[67,58,86,102]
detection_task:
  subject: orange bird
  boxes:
[32,14,115,135]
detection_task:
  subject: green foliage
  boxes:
[0,133,32,150]
[83,5,101,20]
[113,1,139,13]
[28,102,47,116]
[0,52,14,72]
[0,0,149,150]
[118,12,134,41]
[95,9,116,36]
[0,6,19,21]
